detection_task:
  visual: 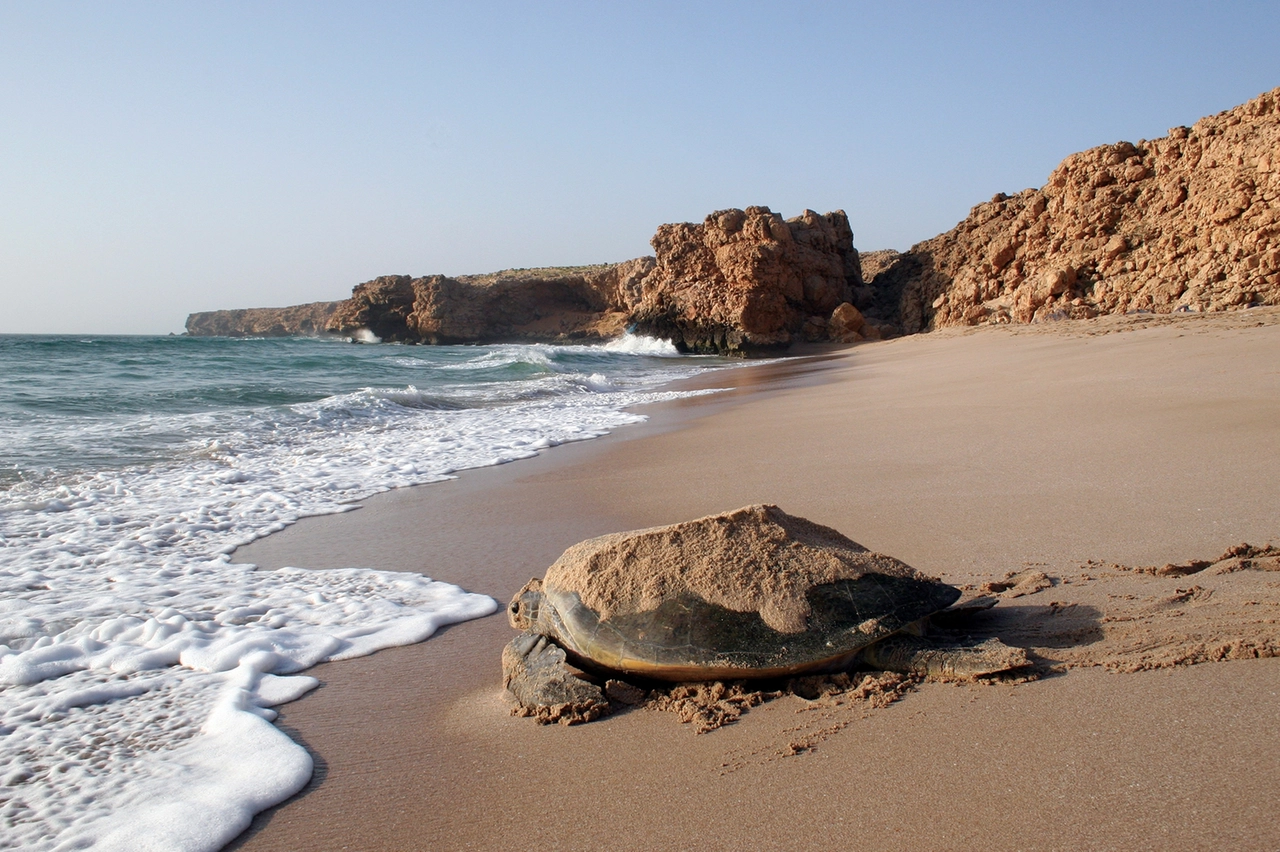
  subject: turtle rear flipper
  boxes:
[502,631,611,725]
[861,635,1030,679]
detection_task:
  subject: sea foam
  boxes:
[0,334,723,850]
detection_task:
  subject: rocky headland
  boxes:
[184,300,342,339]
[186,207,874,355]
[322,263,643,345]
[187,86,1280,353]
[876,86,1280,332]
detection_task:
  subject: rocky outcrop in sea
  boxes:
[183,301,342,338]
[323,263,646,345]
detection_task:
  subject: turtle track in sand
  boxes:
[1003,542,1280,672]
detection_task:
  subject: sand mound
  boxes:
[543,504,934,633]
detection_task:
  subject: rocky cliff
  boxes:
[187,86,1280,350]
[872,86,1280,333]
[186,207,866,354]
[630,207,866,353]
[323,262,651,344]
[184,301,342,338]
[320,207,864,353]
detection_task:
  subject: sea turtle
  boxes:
[502,504,1029,723]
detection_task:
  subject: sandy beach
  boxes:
[229,309,1280,851]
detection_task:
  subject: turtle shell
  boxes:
[525,505,961,680]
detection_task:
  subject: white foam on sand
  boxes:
[0,365,721,849]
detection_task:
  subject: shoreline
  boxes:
[230,310,1280,851]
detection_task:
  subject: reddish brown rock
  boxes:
[188,89,1280,350]
[827,302,866,342]
[324,262,649,344]
[857,249,903,284]
[303,207,864,354]
[630,207,864,353]
[870,86,1280,332]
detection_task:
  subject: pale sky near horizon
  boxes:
[2,2,1278,334]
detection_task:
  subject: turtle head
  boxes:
[508,577,545,630]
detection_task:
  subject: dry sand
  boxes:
[229,308,1280,851]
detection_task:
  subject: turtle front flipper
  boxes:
[502,631,610,725]
[861,635,1030,679]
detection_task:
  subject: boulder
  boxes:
[827,302,866,342]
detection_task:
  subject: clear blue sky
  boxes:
[2,1,1277,334]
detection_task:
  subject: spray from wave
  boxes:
[600,332,681,356]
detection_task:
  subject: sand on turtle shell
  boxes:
[542,504,936,633]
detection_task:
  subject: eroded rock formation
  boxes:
[323,207,865,353]
[872,86,1280,332]
[324,263,646,344]
[184,301,342,338]
[187,86,1280,350]
[187,208,866,354]
[325,264,638,344]
[630,207,865,353]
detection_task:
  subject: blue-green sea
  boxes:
[0,332,728,851]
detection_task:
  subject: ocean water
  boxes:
[0,333,730,850]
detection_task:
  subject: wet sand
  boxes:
[230,309,1280,851]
